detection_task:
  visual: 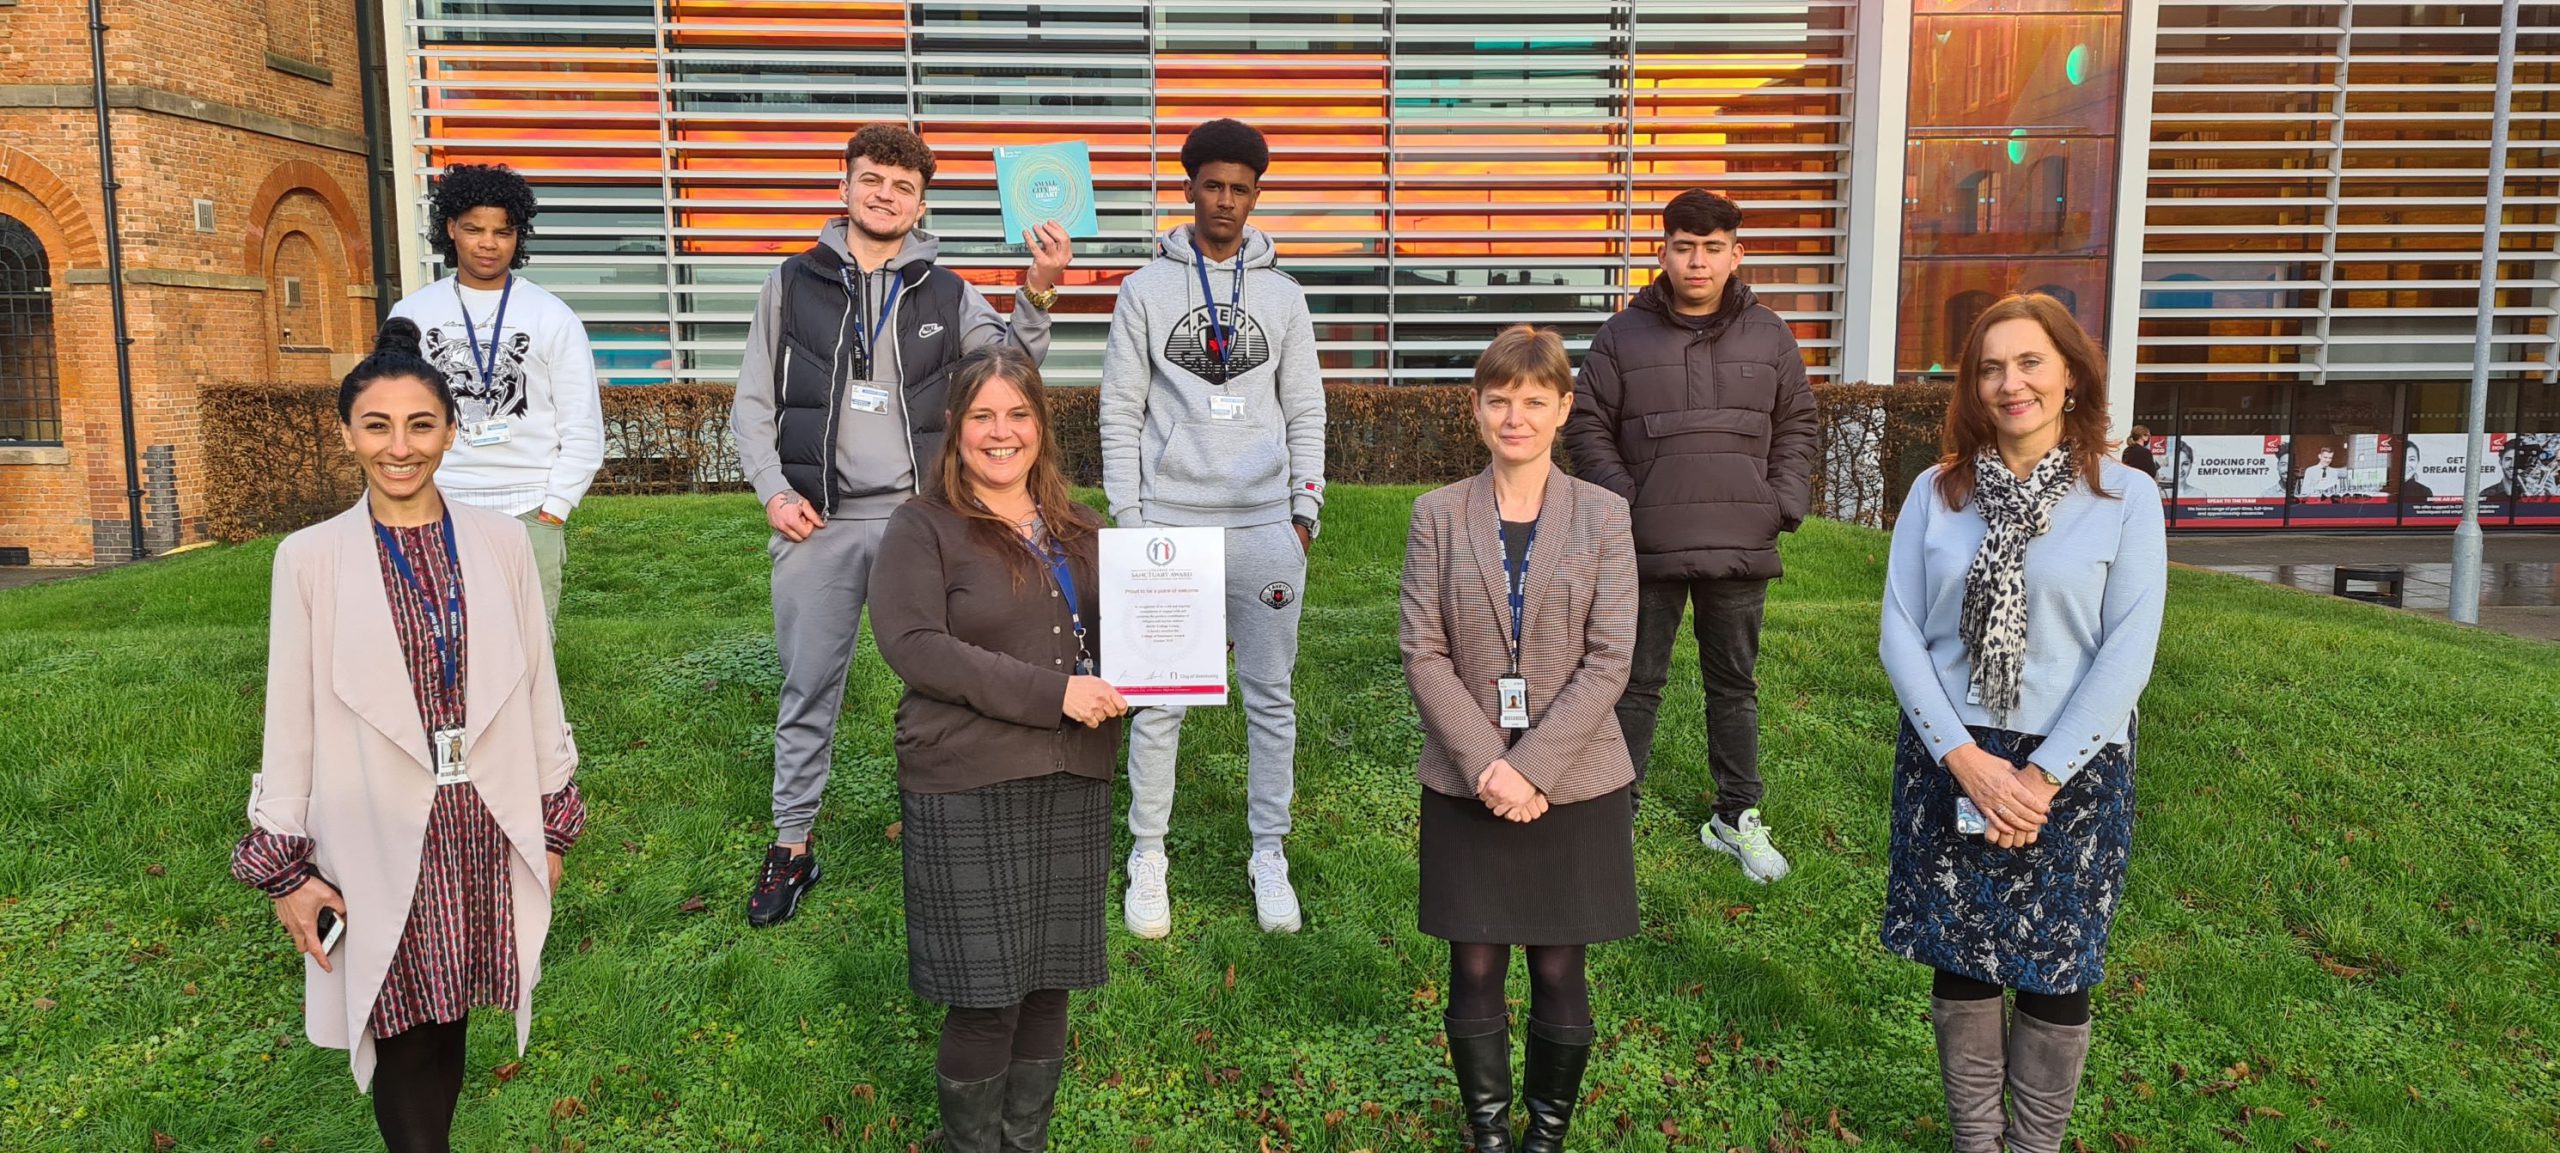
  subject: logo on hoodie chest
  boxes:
[1166,304,1273,384]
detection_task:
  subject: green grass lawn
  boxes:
[3,488,2556,1152]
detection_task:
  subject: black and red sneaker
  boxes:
[746,845,820,927]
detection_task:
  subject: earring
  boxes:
[2064,394,2077,412]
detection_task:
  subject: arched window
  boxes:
[0,214,62,443]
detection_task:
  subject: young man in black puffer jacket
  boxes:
[1562,188,1818,884]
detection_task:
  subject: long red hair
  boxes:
[1934,293,2117,511]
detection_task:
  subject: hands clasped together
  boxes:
[1945,743,2062,849]
[1475,758,1548,823]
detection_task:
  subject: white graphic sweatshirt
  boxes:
[389,274,605,520]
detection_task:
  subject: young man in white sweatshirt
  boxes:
[389,163,604,622]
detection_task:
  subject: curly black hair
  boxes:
[429,163,539,270]
[1180,119,1269,179]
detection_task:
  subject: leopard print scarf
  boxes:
[1959,444,2077,721]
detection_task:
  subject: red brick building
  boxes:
[0,0,378,565]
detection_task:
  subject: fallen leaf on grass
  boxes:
[33,996,56,1010]
[2112,1134,2143,1152]
[884,821,902,842]
[152,1134,175,1150]
[2315,955,2370,979]
[491,1061,523,1083]
[678,896,707,914]
[1225,963,1236,989]
[551,1097,587,1119]
[1829,1107,1862,1145]
[1721,903,1755,922]
[146,864,165,876]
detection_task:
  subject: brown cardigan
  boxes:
[1399,466,1638,804]
[871,496,1122,793]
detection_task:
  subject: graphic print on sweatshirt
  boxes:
[421,323,536,426]
[1165,303,1272,383]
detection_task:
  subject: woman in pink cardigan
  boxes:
[231,319,585,1152]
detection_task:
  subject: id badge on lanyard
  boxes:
[1497,509,1538,732]
[455,277,514,449]
[379,514,470,785]
[1035,537,1095,676]
[433,727,470,786]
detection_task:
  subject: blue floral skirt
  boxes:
[1879,721,2134,995]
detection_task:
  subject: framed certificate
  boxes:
[1099,527,1228,707]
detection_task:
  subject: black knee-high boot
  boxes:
[1444,1013,1514,1152]
[1516,1017,1593,1153]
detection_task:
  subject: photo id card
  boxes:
[432,726,470,786]
[1496,676,1530,729]
[1209,394,1247,421]
[847,385,892,415]
[463,420,513,447]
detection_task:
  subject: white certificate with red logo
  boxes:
[1099,526,1228,707]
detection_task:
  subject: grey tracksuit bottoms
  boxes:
[1124,520,1305,856]
[768,514,891,844]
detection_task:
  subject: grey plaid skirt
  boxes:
[901,772,1111,1008]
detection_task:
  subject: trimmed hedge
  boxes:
[200,380,1953,542]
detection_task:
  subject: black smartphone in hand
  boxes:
[315,906,345,955]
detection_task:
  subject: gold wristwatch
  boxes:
[1025,285,1060,311]
[2038,767,2064,787]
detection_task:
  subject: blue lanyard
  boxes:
[1190,241,1242,384]
[1028,532,1090,668]
[374,512,464,701]
[454,276,514,391]
[1496,498,1539,678]
[843,268,906,376]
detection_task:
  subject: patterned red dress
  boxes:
[233,518,584,1039]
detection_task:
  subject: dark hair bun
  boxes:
[373,317,426,359]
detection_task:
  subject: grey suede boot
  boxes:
[2002,1010,2093,1153]
[998,1058,1063,1151]
[931,1068,1008,1153]
[1930,996,2008,1153]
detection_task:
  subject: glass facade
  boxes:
[2135,0,2560,527]
[399,0,1859,386]
[1900,0,2125,375]
[390,1,2560,529]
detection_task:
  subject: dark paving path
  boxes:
[2170,533,2560,642]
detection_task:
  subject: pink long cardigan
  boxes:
[245,493,578,1088]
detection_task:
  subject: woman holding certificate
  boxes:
[870,346,1128,1151]
[1398,326,1639,1153]
[229,319,585,1152]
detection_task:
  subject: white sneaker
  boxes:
[1703,808,1793,884]
[1246,848,1302,933]
[1124,849,1171,939]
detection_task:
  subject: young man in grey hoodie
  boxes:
[731,123,1071,927]
[1100,118,1327,938]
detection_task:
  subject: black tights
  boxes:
[936,989,1072,1082]
[1932,969,2091,1027]
[372,1017,468,1153]
[1448,943,1590,1027]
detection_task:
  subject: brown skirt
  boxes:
[1417,785,1639,946]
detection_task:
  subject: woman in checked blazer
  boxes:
[1399,326,1639,1153]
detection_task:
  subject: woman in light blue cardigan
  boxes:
[1878,294,2166,1153]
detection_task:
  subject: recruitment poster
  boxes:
[2287,433,2395,527]
[2400,431,2509,522]
[2504,432,2560,526]
[2168,434,2289,525]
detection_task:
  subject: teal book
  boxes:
[995,141,1100,241]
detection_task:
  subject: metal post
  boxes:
[88,0,144,561]
[2453,0,2519,625]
